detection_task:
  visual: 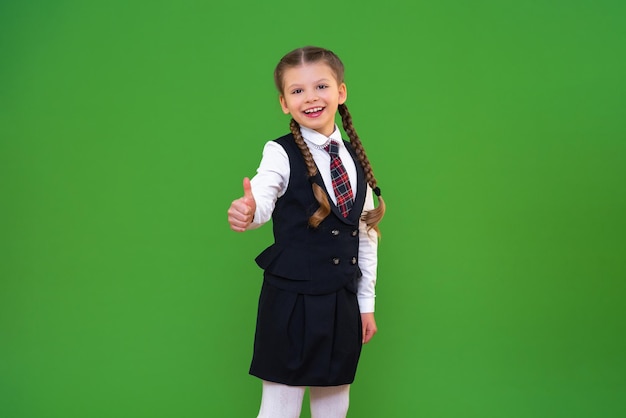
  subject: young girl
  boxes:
[227,46,385,418]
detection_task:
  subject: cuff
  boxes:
[246,208,263,230]
[357,296,375,313]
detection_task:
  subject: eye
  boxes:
[291,88,303,94]
[317,84,329,90]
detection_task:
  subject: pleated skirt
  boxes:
[249,279,363,386]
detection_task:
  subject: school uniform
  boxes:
[247,125,378,387]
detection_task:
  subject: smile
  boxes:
[304,107,324,114]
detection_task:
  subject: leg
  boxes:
[309,385,350,418]
[257,380,306,418]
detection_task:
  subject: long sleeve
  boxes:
[356,186,379,313]
[248,141,290,229]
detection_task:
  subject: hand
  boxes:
[361,312,378,344]
[228,177,257,232]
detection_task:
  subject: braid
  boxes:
[289,118,331,228]
[338,103,386,234]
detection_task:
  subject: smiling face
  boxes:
[278,61,347,137]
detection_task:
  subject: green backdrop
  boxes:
[1,0,625,417]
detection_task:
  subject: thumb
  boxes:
[242,177,255,205]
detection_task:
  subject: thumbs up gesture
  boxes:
[228,177,257,232]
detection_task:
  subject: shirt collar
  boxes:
[300,125,343,148]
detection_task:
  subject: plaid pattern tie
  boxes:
[325,140,354,218]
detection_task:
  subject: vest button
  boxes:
[332,257,340,265]
[351,257,357,265]
[351,230,358,237]
[331,229,340,236]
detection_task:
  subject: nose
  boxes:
[305,91,319,103]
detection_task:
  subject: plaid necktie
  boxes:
[325,140,354,217]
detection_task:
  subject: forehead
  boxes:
[282,61,339,85]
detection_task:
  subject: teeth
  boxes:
[304,107,323,114]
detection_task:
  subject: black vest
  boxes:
[255,133,367,295]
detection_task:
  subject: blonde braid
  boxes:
[289,119,331,228]
[338,104,386,234]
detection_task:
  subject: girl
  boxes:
[227,46,385,418]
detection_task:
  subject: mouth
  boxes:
[303,106,325,117]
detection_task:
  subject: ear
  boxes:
[279,95,290,114]
[338,83,348,105]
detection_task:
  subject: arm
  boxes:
[227,141,289,231]
[358,186,379,343]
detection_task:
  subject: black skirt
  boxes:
[249,279,363,386]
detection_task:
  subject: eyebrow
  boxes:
[285,78,333,90]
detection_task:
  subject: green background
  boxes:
[1,0,625,417]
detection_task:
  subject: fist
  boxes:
[228,177,257,232]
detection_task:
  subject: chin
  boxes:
[309,121,333,132]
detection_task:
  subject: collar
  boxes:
[300,125,343,149]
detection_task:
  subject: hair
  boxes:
[275,46,385,234]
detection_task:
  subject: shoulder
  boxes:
[273,133,295,148]
[259,134,295,166]
[269,133,302,159]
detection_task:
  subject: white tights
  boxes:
[257,380,350,418]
